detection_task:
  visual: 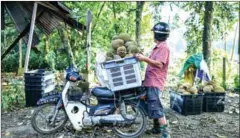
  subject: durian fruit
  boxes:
[128,45,140,54]
[106,56,113,61]
[178,88,186,93]
[125,53,134,58]
[187,86,198,94]
[125,41,137,48]
[179,83,191,90]
[112,39,124,50]
[117,46,127,58]
[77,81,90,92]
[203,85,213,93]
[112,35,119,40]
[197,83,204,91]
[106,50,114,58]
[183,91,191,95]
[113,55,122,59]
[118,33,132,42]
[213,86,225,93]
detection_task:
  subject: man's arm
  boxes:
[136,54,163,68]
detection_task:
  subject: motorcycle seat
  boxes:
[91,87,114,98]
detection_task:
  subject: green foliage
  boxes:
[1,52,19,72]
[177,2,238,55]
[234,75,240,89]
[1,75,25,111]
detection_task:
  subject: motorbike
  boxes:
[31,63,148,138]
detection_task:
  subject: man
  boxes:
[136,22,171,138]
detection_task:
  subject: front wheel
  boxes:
[31,103,68,134]
[113,102,147,138]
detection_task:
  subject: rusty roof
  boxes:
[2,1,86,49]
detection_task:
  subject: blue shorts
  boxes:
[146,87,165,119]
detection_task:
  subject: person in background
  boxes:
[136,22,171,138]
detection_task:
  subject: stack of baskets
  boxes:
[24,69,55,106]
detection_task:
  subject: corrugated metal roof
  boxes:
[2,1,86,48]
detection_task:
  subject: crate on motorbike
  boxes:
[24,69,55,106]
[170,91,203,115]
[203,92,225,112]
[101,57,142,91]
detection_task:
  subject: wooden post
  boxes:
[17,39,24,75]
[223,57,226,89]
[24,2,38,73]
[19,39,22,68]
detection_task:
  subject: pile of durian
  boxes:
[176,81,225,95]
[105,33,140,61]
[177,83,198,95]
[198,81,225,93]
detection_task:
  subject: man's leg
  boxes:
[159,116,170,138]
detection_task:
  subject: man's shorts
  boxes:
[146,87,165,119]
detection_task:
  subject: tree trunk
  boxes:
[135,1,144,47]
[202,1,213,69]
[112,2,118,34]
[91,2,106,34]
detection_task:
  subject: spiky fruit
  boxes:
[179,83,191,90]
[128,45,140,54]
[125,53,134,58]
[106,56,113,61]
[112,39,124,50]
[112,35,119,40]
[125,41,137,48]
[113,55,122,59]
[117,46,127,58]
[118,33,132,42]
[106,50,114,58]
[203,85,213,93]
[77,81,89,92]
[178,88,186,93]
[187,86,198,94]
[213,86,225,93]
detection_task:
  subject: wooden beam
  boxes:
[1,9,45,60]
[1,23,30,60]
[24,2,38,73]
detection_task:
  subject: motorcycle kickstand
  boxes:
[90,126,99,138]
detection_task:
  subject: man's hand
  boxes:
[136,53,147,61]
[136,53,163,68]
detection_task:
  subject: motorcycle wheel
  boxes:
[31,103,68,134]
[112,102,147,138]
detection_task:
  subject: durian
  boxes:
[128,45,140,54]
[117,46,127,58]
[187,86,198,94]
[203,85,213,93]
[112,35,119,40]
[113,55,122,59]
[112,39,124,50]
[118,33,132,42]
[213,86,225,93]
[125,41,137,48]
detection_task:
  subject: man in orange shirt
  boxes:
[136,22,171,138]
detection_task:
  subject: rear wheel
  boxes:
[113,102,147,138]
[31,103,68,134]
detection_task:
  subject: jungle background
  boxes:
[1,1,240,138]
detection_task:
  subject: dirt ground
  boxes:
[1,91,239,138]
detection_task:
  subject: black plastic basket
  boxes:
[170,91,203,115]
[25,90,42,106]
[24,69,55,106]
[203,92,225,112]
[24,69,52,77]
